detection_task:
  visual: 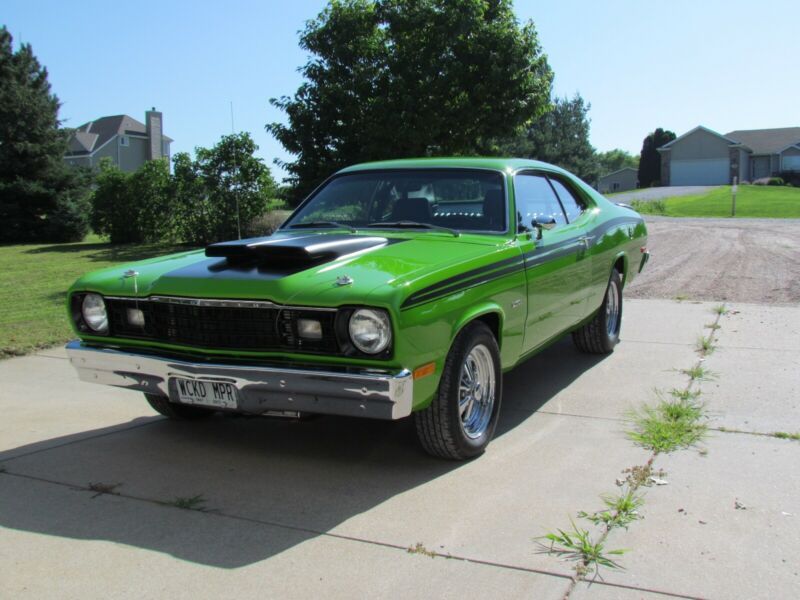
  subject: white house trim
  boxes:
[658,125,738,151]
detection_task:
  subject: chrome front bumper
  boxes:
[65,341,413,420]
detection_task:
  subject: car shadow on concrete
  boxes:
[0,337,608,568]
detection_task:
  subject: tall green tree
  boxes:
[173,133,277,244]
[268,0,553,202]
[596,149,639,176]
[90,159,134,243]
[638,128,676,188]
[498,94,596,182]
[0,26,90,242]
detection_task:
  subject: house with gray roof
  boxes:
[657,125,800,185]
[64,108,172,172]
[598,167,638,194]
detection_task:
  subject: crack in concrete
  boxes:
[0,468,705,599]
[558,305,726,600]
[0,418,163,463]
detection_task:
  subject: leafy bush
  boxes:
[630,199,666,215]
[91,158,174,243]
[243,210,291,238]
[173,133,276,245]
[767,177,784,186]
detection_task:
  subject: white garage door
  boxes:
[783,155,800,171]
[671,159,729,186]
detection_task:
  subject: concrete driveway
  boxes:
[1,299,798,599]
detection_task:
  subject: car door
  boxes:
[514,171,590,354]
[546,174,595,317]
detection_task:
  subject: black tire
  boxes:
[414,321,502,460]
[572,269,623,354]
[145,393,215,420]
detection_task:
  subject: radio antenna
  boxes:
[230,101,241,239]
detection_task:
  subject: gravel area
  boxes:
[627,216,800,304]
[612,186,720,202]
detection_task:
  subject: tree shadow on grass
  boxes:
[24,241,198,264]
[0,336,608,569]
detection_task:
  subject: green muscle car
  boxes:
[66,157,649,460]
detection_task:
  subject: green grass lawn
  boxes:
[0,236,193,358]
[632,185,800,218]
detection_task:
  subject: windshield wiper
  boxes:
[364,221,460,237]
[289,221,357,233]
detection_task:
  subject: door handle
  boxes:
[578,235,592,249]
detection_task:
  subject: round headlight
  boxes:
[348,308,391,354]
[81,293,109,334]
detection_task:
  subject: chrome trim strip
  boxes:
[65,341,413,420]
[103,295,338,312]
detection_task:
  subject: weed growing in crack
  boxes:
[578,488,645,531]
[681,364,715,381]
[705,322,721,331]
[627,391,707,453]
[88,482,121,498]
[168,494,207,511]
[669,388,702,402]
[407,542,436,558]
[713,304,729,316]
[696,335,716,355]
[537,520,627,579]
[773,432,800,441]
[619,457,667,488]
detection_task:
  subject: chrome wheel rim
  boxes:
[606,279,621,337]
[458,344,496,439]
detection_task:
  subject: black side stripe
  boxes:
[400,216,644,309]
[401,254,523,307]
[524,243,583,269]
[401,262,525,309]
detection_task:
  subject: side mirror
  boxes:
[531,215,557,239]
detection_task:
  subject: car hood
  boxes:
[70,231,511,309]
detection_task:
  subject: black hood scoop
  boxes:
[205,233,390,267]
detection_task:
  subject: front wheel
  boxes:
[572,269,622,354]
[414,321,502,460]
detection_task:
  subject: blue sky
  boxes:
[4,0,798,180]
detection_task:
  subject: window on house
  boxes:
[119,136,129,147]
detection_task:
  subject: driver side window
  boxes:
[514,173,567,230]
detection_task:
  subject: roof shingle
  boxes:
[725,127,800,154]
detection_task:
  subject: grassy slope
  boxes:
[635,185,800,218]
[0,236,192,358]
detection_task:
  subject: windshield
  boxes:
[285,169,507,233]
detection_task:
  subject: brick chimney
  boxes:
[145,107,163,160]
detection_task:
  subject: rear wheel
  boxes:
[145,393,216,420]
[414,322,502,460]
[572,269,622,354]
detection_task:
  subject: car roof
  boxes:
[337,157,564,174]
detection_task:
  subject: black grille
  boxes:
[106,298,340,354]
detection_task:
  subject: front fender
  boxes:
[452,303,506,352]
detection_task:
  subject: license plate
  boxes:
[173,377,238,409]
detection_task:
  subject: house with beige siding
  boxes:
[657,125,800,185]
[64,108,172,172]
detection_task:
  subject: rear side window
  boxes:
[514,174,567,228]
[548,177,585,223]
